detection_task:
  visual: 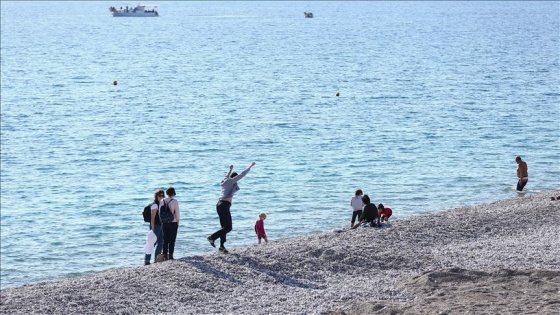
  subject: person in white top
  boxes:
[144,189,165,265]
[350,189,363,228]
[160,187,180,260]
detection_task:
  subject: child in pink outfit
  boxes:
[254,213,268,244]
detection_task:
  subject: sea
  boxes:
[1,1,558,290]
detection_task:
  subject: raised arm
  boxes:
[231,162,256,183]
[224,165,233,180]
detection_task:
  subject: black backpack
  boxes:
[158,199,175,223]
[143,203,154,222]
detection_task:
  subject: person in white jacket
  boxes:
[350,189,363,228]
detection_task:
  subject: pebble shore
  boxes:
[1,190,559,314]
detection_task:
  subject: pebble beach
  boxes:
[1,190,559,314]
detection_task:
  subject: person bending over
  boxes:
[377,203,392,222]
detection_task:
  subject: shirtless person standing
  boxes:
[515,156,528,191]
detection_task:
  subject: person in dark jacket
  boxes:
[351,194,380,229]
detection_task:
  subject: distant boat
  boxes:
[304,12,314,18]
[109,4,159,17]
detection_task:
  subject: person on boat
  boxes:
[515,156,529,191]
[207,162,256,253]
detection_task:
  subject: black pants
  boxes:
[162,222,178,259]
[517,179,528,191]
[210,200,232,247]
[351,210,362,224]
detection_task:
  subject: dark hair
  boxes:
[355,189,363,196]
[153,189,164,204]
[230,172,238,178]
[378,203,384,210]
[361,194,370,205]
[166,187,176,197]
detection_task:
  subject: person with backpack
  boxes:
[159,187,180,260]
[144,189,165,265]
[207,162,256,253]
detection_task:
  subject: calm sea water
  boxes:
[1,1,558,289]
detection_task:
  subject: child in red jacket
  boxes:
[254,213,268,245]
[378,203,392,222]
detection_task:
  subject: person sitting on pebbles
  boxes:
[351,194,380,229]
[377,203,392,222]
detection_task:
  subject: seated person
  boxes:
[377,203,392,222]
[351,194,380,229]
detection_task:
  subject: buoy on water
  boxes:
[113,81,118,85]
[336,92,340,97]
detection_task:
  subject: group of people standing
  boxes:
[350,189,392,229]
[144,187,180,264]
[144,162,259,265]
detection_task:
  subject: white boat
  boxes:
[109,4,159,17]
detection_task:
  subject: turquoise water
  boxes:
[1,1,558,289]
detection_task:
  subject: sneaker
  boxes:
[207,236,216,248]
[219,246,229,253]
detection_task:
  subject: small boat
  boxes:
[304,12,313,18]
[109,4,159,17]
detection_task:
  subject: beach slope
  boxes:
[1,191,559,314]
